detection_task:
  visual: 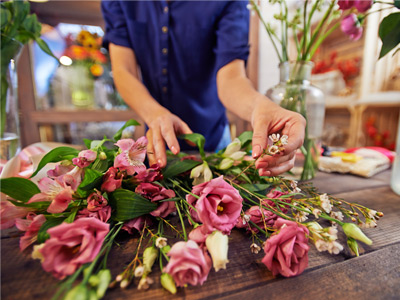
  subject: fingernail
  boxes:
[171,146,178,155]
[252,145,261,158]
[157,159,163,166]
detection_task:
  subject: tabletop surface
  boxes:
[1,170,399,300]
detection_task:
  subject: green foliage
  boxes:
[179,133,206,159]
[37,217,65,243]
[237,131,253,149]
[113,119,140,141]
[79,168,104,191]
[31,147,80,177]
[0,177,40,201]
[163,159,201,179]
[378,12,400,59]
[109,189,157,222]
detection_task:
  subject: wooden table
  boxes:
[2,170,400,300]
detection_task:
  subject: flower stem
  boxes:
[175,201,187,241]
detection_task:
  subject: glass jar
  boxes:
[0,38,23,161]
[266,61,325,180]
[391,117,400,195]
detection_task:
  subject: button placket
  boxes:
[160,3,169,97]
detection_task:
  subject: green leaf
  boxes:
[0,177,40,202]
[22,14,41,38]
[229,167,252,184]
[241,183,272,193]
[79,168,104,191]
[83,138,92,149]
[31,147,80,177]
[65,207,80,223]
[237,131,253,148]
[179,133,206,159]
[162,159,201,179]
[91,158,109,173]
[8,199,49,209]
[37,217,65,243]
[109,189,157,222]
[35,37,58,60]
[378,12,400,59]
[1,7,11,30]
[113,119,140,141]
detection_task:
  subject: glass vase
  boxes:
[0,38,23,161]
[391,117,400,195]
[266,61,325,180]
[68,65,95,109]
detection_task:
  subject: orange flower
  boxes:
[67,45,89,60]
[76,30,91,45]
[91,50,107,64]
[90,64,104,77]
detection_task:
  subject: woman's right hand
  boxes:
[146,108,193,168]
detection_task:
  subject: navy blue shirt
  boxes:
[101,1,249,151]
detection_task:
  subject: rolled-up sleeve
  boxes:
[101,0,131,49]
[214,1,250,71]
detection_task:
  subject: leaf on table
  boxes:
[0,177,40,202]
[179,133,206,159]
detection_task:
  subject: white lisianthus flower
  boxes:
[190,161,213,185]
[218,158,234,170]
[229,151,247,161]
[205,231,229,272]
[223,138,241,157]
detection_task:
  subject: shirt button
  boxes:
[162,48,168,55]
[162,86,168,93]
[162,68,168,75]
[164,6,168,13]
[162,26,168,33]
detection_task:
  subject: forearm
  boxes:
[217,60,280,123]
[109,44,166,125]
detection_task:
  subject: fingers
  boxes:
[161,122,180,155]
[258,155,296,177]
[146,129,157,166]
[281,115,306,155]
[255,151,295,170]
[252,121,268,159]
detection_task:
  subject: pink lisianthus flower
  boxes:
[354,0,373,12]
[101,167,123,192]
[262,218,309,277]
[87,191,108,211]
[136,183,176,218]
[114,137,147,175]
[341,14,363,41]
[132,164,163,184]
[28,177,74,214]
[186,176,243,234]
[0,201,32,229]
[39,218,109,279]
[15,213,46,251]
[72,150,97,168]
[77,206,111,223]
[236,206,277,233]
[122,216,152,234]
[164,240,212,287]
[188,225,210,247]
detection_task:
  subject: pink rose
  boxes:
[132,164,163,183]
[72,150,97,168]
[15,213,46,251]
[39,218,109,279]
[101,167,123,193]
[28,177,74,214]
[114,137,147,175]
[87,191,108,211]
[122,216,152,234]
[262,218,309,277]
[341,14,363,41]
[236,206,277,232]
[186,176,243,234]
[136,183,176,218]
[164,240,212,287]
[77,206,112,223]
[0,201,32,229]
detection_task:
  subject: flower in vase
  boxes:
[39,218,109,279]
[262,218,309,277]
[186,176,243,234]
[341,14,363,41]
[114,137,148,175]
[164,240,212,287]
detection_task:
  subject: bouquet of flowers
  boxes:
[0,120,383,299]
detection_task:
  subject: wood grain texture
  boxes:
[1,171,399,300]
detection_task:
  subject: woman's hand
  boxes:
[251,99,306,176]
[146,107,192,168]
